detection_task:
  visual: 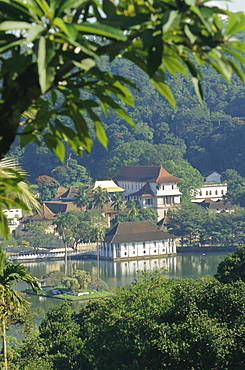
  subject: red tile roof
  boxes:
[113,166,181,183]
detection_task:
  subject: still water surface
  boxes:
[19,252,228,312]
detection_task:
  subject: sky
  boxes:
[209,0,245,12]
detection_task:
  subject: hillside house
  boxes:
[112,166,182,221]
[192,171,227,203]
[101,221,176,260]
[3,208,22,234]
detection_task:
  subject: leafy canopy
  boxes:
[0,0,245,162]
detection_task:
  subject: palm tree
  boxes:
[128,200,140,218]
[91,186,110,212]
[0,247,39,369]
[111,192,126,213]
[0,157,40,238]
[73,185,89,209]
[53,212,79,274]
[90,226,106,280]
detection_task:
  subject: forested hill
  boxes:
[10,33,245,184]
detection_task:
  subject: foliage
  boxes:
[215,246,245,283]
[39,302,83,370]
[51,159,91,188]
[19,221,57,251]
[36,175,60,201]
[221,169,245,206]
[0,158,40,238]
[112,205,158,226]
[91,186,110,211]
[40,270,65,287]
[72,185,89,209]
[0,247,40,369]
[7,270,245,369]
[0,0,244,165]
[62,270,91,291]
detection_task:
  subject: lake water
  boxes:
[18,252,229,312]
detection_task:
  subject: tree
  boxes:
[0,247,39,369]
[90,225,106,280]
[167,202,207,246]
[0,0,244,165]
[72,185,89,210]
[39,302,83,370]
[72,270,91,290]
[20,221,56,251]
[91,186,110,212]
[51,159,92,188]
[53,212,80,274]
[111,192,126,213]
[36,175,60,201]
[214,246,245,283]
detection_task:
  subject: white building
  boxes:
[101,221,176,260]
[113,166,182,221]
[192,171,227,203]
[3,208,22,234]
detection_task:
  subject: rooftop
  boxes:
[113,166,181,184]
[104,221,175,243]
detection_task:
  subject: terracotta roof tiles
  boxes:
[113,166,181,183]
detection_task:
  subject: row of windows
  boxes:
[156,185,175,191]
[200,190,225,196]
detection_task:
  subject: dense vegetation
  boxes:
[9,35,245,188]
[8,260,245,370]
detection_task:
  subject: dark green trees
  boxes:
[215,246,245,283]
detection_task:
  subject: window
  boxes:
[215,190,218,195]
[154,249,156,253]
[172,185,174,189]
[206,191,208,196]
[146,198,153,205]
[133,251,135,254]
[124,252,127,256]
[209,191,212,195]
[132,243,135,249]
[162,185,165,190]
[221,190,224,195]
[200,191,202,196]
[143,242,146,248]
[143,250,146,254]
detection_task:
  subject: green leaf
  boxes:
[162,10,179,34]
[87,109,108,148]
[191,77,203,105]
[73,58,96,71]
[96,92,135,127]
[226,12,245,35]
[147,41,163,77]
[102,0,116,17]
[37,36,55,93]
[113,81,134,106]
[152,79,176,108]
[0,20,31,31]
[43,133,65,162]
[26,24,45,43]
[226,59,245,84]
[224,47,245,67]
[75,23,127,41]
[0,210,9,239]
